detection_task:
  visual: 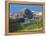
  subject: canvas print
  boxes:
[9,3,43,33]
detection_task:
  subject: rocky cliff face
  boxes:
[13,8,33,19]
[10,8,42,20]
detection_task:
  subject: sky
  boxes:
[10,4,42,14]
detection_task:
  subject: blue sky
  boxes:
[10,4,42,14]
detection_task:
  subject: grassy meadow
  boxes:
[13,17,43,32]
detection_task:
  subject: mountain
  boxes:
[13,8,33,19]
[10,8,42,19]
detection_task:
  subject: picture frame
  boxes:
[5,1,45,36]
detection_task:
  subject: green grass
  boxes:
[16,17,43,32]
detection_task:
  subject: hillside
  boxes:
[9,8,42,32]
